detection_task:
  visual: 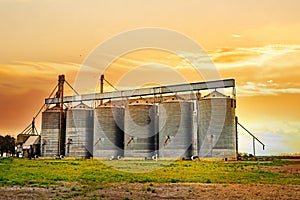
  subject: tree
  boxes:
[0,136,4,157]
[0,135,16,157]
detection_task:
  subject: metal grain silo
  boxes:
[41,105,66,157]
[65,103,94,158]
[198,91,236,158]
[158,96,197,158]
[124,99,158,158]
[93,104,124,159]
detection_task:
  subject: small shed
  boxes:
[23,135,41,158]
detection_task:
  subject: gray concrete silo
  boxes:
[93,105,124,159]
[158,96,197,158]
[41,105,65,157]
[198,91,236,158]
[65,103,94,158]
[124,99,158,158]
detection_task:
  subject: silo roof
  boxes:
[73,102,92,109]
[203,91,228,99]
[46,105,61,112]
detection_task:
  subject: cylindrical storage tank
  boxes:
[198,91,236,158]
[158,97,196,158]
[93,105,124,159]
[124,99,158,158]
[41,105,66,157]
[65,103,94,158]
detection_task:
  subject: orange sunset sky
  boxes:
[0,0,299,155]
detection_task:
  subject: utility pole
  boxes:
[58,75,65,156]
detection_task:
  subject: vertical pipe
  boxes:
[210,134,213,157]
[232,86,236,99]
[31,117,35,134]
[253,137,256,157]
[58,74,65,156]
[235,116,238,159]
[100,74,104,105]
[193,100,198,157]
[74,146,77,159]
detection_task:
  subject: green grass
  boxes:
[0,157,299,189]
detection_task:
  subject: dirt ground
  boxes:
[1,183,300,200]
[263,164,300,175]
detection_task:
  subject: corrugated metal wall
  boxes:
[198,91,236,158]
[65,103,94,158]
[124,100,158,158]
[93,106,124,158]
[41,106,65,157]
[158,98,197,158]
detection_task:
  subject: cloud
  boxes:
[0,61,79,94]
[231,34,241,38]
[237,81,300,96]
[174,44,300,76]
[212,50,261,64]
[102,53,150,69]
[101,45,300,97]
[175,51,215,71]
[177,51,212,64]
[0,61,79,76]
[211,44,300,69]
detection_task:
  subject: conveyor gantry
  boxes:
[45,79,235,104]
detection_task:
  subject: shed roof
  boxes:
[23,135,40,149]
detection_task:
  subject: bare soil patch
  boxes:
[1,183,300,200]
[0,186,52,200]
[85,183,300,200]
[280,159,300,162]
[264,163,300,175]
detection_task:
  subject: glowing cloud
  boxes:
[0,61,79,94]
[236,81,300,96]
[231,34,241,38]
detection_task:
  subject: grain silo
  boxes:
[93,104,125,159]
[41,105,66,157]
[65,103,94,158]
[158,96,197,158]
[124,99,158,158]
[42,77,240,159]
[198,91,236,158]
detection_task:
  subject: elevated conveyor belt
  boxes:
[45,79,235,104]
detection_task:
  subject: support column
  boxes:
[235,116,238,159]
[253,137,256,157]
[58,74,65,156]
[100,74,104,105]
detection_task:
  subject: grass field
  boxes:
[1,158,300,199]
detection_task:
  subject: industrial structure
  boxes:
[94,104,124,158]
[41,105,65,157]
[65,103,94,158]
[158,97,197,158]
[16,116,40,158]
[17,74,265,160]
